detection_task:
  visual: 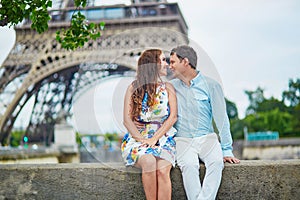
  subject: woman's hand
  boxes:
[142,137,159,148]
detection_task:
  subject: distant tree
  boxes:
[76,132,82,146]
[104,132,119,142]
[293,104,300,134]
[282,78,300,136]
[245,87,265,115]
[243,109,293,137]
[231,80,300,139]
[230,118,246,140]
[282,78,300,107]
[256,97,287,113]
[225,98,238,120]
[237,84,299,138]
[0,0,104,50]
[10,130,25,147]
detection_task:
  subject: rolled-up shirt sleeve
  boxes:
[210,82,234,157]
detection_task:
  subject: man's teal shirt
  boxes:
[170,71,234,157]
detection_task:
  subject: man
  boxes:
[169,45,240,200]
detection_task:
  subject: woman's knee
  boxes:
[157,162,171,173]
[137,155,157,171]
[156,167,171,180]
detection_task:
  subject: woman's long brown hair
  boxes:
[130,49,163,119]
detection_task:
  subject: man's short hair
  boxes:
[170,45,197,69]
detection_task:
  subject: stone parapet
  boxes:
[244,138,300,147]
[0,147,79,164]
[0,160,299,199]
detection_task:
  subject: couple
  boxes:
[121,45,240,200]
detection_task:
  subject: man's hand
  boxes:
[223,157,240,164]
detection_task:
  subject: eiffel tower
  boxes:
[0,0,188,145]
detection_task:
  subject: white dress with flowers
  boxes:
[121,83,176,166]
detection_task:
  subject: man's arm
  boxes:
[210,81,240,163]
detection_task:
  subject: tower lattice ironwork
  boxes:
[0,0,189,144]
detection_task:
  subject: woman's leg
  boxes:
[156,159,172,200]
[135,154,157,200]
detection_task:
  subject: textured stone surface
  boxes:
[0,160,299,200]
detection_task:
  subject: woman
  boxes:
[121,49,177,200]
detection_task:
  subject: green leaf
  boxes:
[47,0,52,7]
[20,4,26,11]
[82,0,87,8]
[99,22,105,30]
[89,23,95,29]
[0,0,104,50]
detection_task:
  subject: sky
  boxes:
[1,0,300,134]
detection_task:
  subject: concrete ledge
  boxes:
[0,148,80,164]
[0,160,299,200]
[244,138,300,147]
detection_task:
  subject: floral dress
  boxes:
[121,83,177,166]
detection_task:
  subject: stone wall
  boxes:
[0,147,80,164]
[242,138,300,160]
[0,160,299,200]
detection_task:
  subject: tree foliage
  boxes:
[282,78,300,107]
[243,109,293,136]
[230,118,246,140]
[244,87,265,115]
[256,97,287,113]
[225,98,238,120]
[231,79,300,139]
[0,0,104,50]
[0,0,52,33]
[10,130,25,147]
[56,12,105,50]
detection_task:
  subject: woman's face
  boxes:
[159,53,168,76]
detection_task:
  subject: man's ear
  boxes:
[183,58,190,67]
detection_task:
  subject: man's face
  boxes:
[169,53,183,78]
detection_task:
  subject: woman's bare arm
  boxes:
[123,84,145,142]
